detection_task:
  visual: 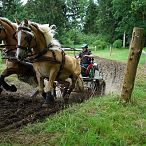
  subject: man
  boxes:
[78,44,94,76]
[79,44,94,67]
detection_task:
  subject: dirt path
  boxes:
[0,78,94,132]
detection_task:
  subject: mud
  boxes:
[0,92,65,131]
[0,78,101,132]
[95,57,126,95]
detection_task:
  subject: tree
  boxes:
[83,0,98,34]
[112,0,146,46]
[96,0,118,42]
[0,0,24,21]
[25,0,68,39]
[112,0,133,45]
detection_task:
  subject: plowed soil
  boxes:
[0,78,92,132]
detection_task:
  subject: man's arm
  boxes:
[84,54,95,58]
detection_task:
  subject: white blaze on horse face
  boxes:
[16,30,22,59]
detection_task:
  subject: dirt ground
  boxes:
[0,78,99,132]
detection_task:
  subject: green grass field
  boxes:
[0,48,146,146]
[66,47,146,64]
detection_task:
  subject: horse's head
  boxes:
[16,19,36,61]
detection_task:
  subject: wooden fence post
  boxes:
[109,45,112,56]
[121,27,144,102]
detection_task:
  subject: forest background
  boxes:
[0,0,146,49]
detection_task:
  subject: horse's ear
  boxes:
[24,18,29,26]
[15,19,20,25]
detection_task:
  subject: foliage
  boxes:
[65,0,88,29]
[25,0,68,36]
[0,0,146,47]
[92,39,108,50]
[0,0,25,20]
[113,39,122,48]
[83,0,98,34]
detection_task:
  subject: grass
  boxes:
[66,47,146,64]
[94,48,146,65]
[0,48,146,145]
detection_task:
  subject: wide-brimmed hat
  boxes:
[81,44,88,48]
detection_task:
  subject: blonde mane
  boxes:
[30,22,61,51]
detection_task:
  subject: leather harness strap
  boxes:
[26,43,60,63]
[56,49,65,79]
[28,45,66,80]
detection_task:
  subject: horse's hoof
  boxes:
[10,85,17,92]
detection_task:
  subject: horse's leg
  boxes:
[67,75,78,97]
[0,67,19,92]
[44,79,56,99]
[62,81,70,103]
[36,75,45,99]
[44,69,58,105]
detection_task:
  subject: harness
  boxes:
[26,43,66,80]
[17,25,66,79]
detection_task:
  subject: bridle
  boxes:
[16,26,35,53]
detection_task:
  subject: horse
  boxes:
[16,19,84,107]
[0,17,38,95]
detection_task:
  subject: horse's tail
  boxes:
[75,74,84,92]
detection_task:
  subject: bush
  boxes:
[58,30,110,50]
[113,39,122,48]
[92,39,108,50]
[60,36,74,48]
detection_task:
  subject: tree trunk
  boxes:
[121,27,144,102]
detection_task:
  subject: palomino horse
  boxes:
[0,17,38,94]
[16,19,84,106]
